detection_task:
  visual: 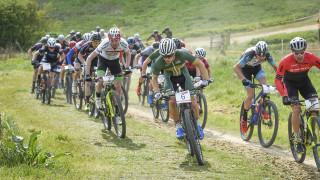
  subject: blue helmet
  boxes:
[127,37,135,45]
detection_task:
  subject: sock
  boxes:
[149,91,153,95]
[197,119,200,125]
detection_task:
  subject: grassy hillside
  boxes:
[46,0,320,39]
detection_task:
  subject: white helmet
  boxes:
[255,41,268,56]
[159,38,176,56]
[83,33,91,42]
[290,37,307,51]
[47,38,56,47]
[45,34,51,39]
[99,29,105,34]
[108,27,121,39]
[56,43,61,49]
[58,34,65,41]
[134,33,140,39]
[195,48,206,58]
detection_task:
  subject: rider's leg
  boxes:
[60,66,65,87]
[115,81,122,98]
[169,96,179,122]
[50,71,55,87]
[291,105,301,134]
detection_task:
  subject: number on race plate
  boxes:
[157,75,165,84]
[103,75,115,85]
[175,90,191,104]
[42,63,51,70]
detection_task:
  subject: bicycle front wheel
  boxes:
[183,108,204,165]
[197,92,207,130]
[111,92,126,138]
[160,100,169,122]
[73,81,83,110]
[240,101,254,141]
[288,112,306,163]
[46,75,51,105]
[121,85,128,114]
[311,117,320,171]
[152,100,160,119]
[66,75,72,104]
[101,98,111,130]
[258,100,279,148]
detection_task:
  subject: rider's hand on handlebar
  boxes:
[194,76,201,82]
[154,92,162,100]
[141,74,148,78]
[31,60,36,65]
[242,79,251,86]
[282,96,291,105]
[209,78,214,83]
[201,80,209,87]
[85,74,92,82]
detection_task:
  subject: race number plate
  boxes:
[103,75,114,85]
[158,75,165,84]
[305,98,319,111]
[262,84,276,94]
[176,90,191,104]
[42,63,51,70]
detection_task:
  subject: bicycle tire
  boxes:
[40,78,45,103]
[258,100,279,148]
[240,101,254,141]
[73,81,83,110]
[121,85,128,114]
[66,75,72,104]
[311,117,320,171]
[152,100,160,119]
[46,75,51,105]
[34,84,40,99]
[288,112,306,163]
[197,92,208,130]
[183,108,204,165]
[88,82,95,116]
[100,98,111,130]
[160,100,169,122]
[125,76,130,97]
[111,91,126,138]
[52,74,59,98]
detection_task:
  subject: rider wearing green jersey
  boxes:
[152,38,208,139]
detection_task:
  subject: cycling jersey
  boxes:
[67,40,87,65]
[141,46,154,57]
[147,34,162,42]
[30,43,44,62]
[95,38,129,60]
[186,58,210,71]
[275,52,320,96]
[76,41,98,66]
[238,47,275,67]
[37,45,63,63]
[55,40,69,49]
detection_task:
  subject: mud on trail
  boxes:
[126,103,320,178]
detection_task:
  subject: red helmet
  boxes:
[69,41,76,48]
[108,27,121,39]
[181,40,185,48]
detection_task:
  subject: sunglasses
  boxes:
[293,51,305,57]
[257,53,266,57]
[162,54,174,58]
[49,46,55,49]
[92,41,100,45]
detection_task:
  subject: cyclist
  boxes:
[99,29,107,39]
[28,37,47,93]
[136,41,160,103]
[134,33,145,51]
[191,48,214,83]
[60,40,76,88]
[152,38,208,139]
[127,37,141,68]
[71,32,82,42]
[275,37,320,153]
[162,27,172,38]
[56,35,69,49]
[85,27,131,109]
[32,38,65,90]
[233,41,278,133]
[146,30,162,45]
[66,33,91,66]
[66,30,76,41]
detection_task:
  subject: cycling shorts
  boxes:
[188,70,196,78]
[97,56,121,77]
[241,65,266,89]
[284,76,318,100]
[164,68,194,95]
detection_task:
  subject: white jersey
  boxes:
[95,37,129,60]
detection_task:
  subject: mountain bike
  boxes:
[73,65,85,110]
[51,65,61,98]
[121,69,131,114]
[98,74,126,138]
[194,80,211,130]
[240,82,279,148]
[287,98,320,171]
[138,66,152,106]
[87,66,100,118]
[64,65,74,104]
[161,85,205,165]
[152,75,169,122]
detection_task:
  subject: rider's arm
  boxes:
[193,59,208,80]
[85,51,99,75]
[195,67,200,77]
[77,50,86,64]
[266,54,278,72]
[233,63,246,80]
[32,51,39,61]
[142,58,151,74]
[152,75,160,93]
[28,49,33,59]
[274,59,287,97]
[119,54,125,67]
[67,48,75,65]
[135,53,142,65]
[125,49,131,68]
[207,67,213,79]
[272,65,278,73]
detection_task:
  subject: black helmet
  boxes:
[91,32,101,42]
[76,32,81,38]
[172,38,182,49]
[152,41,160,49]
[40,37,48,44]
[164,27,169,31]
[70,30,75,34]
[154,30,158,34]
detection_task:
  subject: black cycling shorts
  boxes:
[284,76,318,100]
[97,56,121,75]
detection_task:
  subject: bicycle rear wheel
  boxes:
[288,112,306,163]
[121,85,128,114]
[111,92,126,138]
[152,100,160,119]
[311,117,320,171]
[183,108,204,165]
[45,75,51,105]
[258,100,279,148]
[197,92,207,130]
[160,100,169,122]
[52,74,59,98]
[66,75,72,104]
[73,81,83,110]
[240,101,254,141]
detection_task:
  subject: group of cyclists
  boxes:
[28,25,320,161]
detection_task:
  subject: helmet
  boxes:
[83,33,91,42]
[76,32,81,38]
[69,41,76,48]
[99,29,105,34]
[90,32,101,42]
[40,37,48,44]
[58,34,65,41]
[172,38,182,49]
[70,30,75,34]
[127,37,135,45]
[255,41,268,56]
[181,41,185,48]
[56,43,61,49]
[159,38,176,56]
[45,34,51,39]
[290,37,307,51]
[152,41,160,49]
[96,26,100,30]
[91,31,95,34]
[195,48,206,58]
[154,30,158,34]
[164,27,169,31]
[47,38,56,47]
[134,33,140,39]
[108,27,121,39]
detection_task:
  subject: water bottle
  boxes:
[58,77,61,89]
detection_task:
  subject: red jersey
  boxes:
[275,52,320,96]
[186,58,210,71]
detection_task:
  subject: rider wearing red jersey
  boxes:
[275,37,320,153]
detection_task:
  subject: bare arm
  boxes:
[233,63,245,80]
[28,49,33,59]
[207,68,213,79]
[32,52,39,61]
[193,59,208,80]
[77,53,86,64]
[272,65,278,73]
[85,51,99,75]
[135,53,142,65]
[142,58,151,74]
[152,75,160,93]
[195,67,200,77]
[125,50,131,68]
[119,55,125,67]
